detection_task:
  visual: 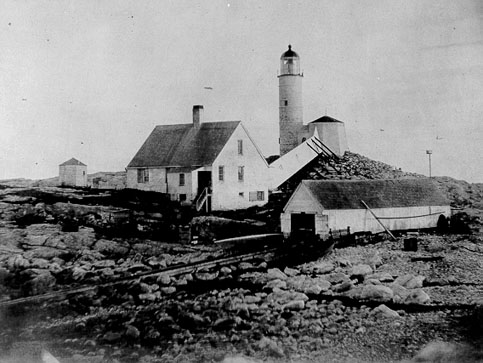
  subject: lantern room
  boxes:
[280,45,301,76]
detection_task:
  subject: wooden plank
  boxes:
[360,199,396,241]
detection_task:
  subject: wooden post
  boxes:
[360,200,396,241]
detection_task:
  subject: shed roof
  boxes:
[127,121,241,168]
[309,116,343,124]
[301,179,449,210]
[59,158,86,166]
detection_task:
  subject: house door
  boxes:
[197,171,212,212]
[197,171,212,192]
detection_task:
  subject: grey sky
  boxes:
[1,0,482,182]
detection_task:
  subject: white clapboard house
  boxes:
[126,106,270,211]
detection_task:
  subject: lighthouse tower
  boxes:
[278,45,303,156]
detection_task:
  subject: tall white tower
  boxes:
[278,45,303,155]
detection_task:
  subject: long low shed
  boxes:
[280,179,451,238]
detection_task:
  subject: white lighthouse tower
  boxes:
[278,45,303,156]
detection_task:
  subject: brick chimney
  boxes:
[193,105,204,127]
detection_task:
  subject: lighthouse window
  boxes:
[284,100,288,106]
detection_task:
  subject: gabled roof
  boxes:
[309,116,343,124]
[59,158,86,166]
[301,179,449,210]
[128,121,241,168]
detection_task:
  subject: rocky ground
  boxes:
[0,157,483,362]
[1,230,483,363]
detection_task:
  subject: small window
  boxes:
[179,173,185,186]
[284,100,288,106]
[239,192,244,198]
[137,169,149,183]
[179,194,187,202]
[249,191,265,201]
[237,140,243,155]
[83,171,86,176]
[238,166,244,182]
[249,191,257,201]
[218,166,224,181]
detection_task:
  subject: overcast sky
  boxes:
[1,0,482,182]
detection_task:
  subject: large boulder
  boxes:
[266,268,287,281]
[311,261,335,275]
[360,285,393,302]
[368,272,394,283]
[394,274,425,289]
[21,269,56,295]
[6,254,30,271]
[93,239,130,257]
[195,270,219,281]
[391,284,410,303]
[23,224,59,247]
[267,287,309,305]
[404,289,430,304]
[351,264,373,279]
[264,279,287,290]
[257,337,284,358]
[44,227,97,251]
[372,304,400,318]
[0,228,27,253]
[23,247,65,260]
[326,272,350,285]
[282,300,305,311]
[286,275,331,295]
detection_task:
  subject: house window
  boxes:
[179,194,187,202]
[218,166,224,181]
[179,173,185,186]
[239,192,244,198]
[237,140,243,155]
[284,100,288,106]
[249,191,265,201]
[137,169,149,183]
[238,166,244,182]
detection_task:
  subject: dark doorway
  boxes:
[291,213,316,233]
[198,171,212,192]
[197,171,212,212]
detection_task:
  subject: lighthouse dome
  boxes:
[280,44,299,59]
[280,45,301,75]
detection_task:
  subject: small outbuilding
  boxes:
[59,158,87,187]
[281,179,451,239]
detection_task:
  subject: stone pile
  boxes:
[303,151,423,182]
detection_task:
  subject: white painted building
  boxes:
[126,106,270,211]
[281,179,451,238]
[59,158,87,187]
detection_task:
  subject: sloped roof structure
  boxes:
[309,116,343,124]
[127,121,241,168]
[301,179,449,210]
[59,158,86,166]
